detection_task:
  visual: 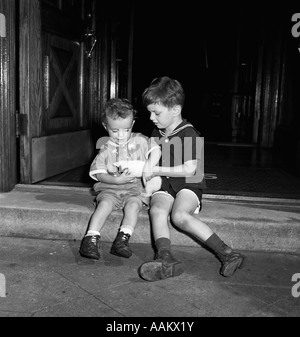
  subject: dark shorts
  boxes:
[152,178,203,213]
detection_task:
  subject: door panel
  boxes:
[43,33,82,132]
[31,130,93,183]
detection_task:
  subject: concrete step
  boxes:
[0,184,300,253]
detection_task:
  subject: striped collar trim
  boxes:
[159,123,194,137]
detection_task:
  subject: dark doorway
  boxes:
[131,2,258,143]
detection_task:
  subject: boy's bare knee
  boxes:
[97,199,115,212]
[124,199,142,213]
[171,210,188,229]
[150,204,168,217]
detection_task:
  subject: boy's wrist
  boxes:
[152,166,159,174]
[114,176,124,184]
[99,174,122,184]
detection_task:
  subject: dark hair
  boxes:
[142,76,185,108]
[101,98,137,123]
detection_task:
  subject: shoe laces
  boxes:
[90,235,99,245]
[121,233,130,241]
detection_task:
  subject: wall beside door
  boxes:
[272,10,300,173]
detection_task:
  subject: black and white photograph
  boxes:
[0,0,300,323]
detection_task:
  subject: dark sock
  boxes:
[205,233,227,253]
[155,237,171,251]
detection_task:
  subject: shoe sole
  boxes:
[110,248,132,258]
[221,255,245,277]
[138,260,185,281]
[79,249,100,260]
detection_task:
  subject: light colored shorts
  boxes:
[94,181,150,210]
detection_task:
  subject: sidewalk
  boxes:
[0,236,299,318]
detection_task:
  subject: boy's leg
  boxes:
[150,193,173,241]
[172,189,245,277]
[110,197,142,258]
[171,189,213,241]
[79,198,114,260]
[138,193,185,281]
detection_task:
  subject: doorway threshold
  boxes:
[36,180,93,188]
[206,141,258,147]
[15,183,93,193]
[35,165,93,188]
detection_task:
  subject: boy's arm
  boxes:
[152,160,197,178]
[96,171,136,184]
[90,142,136,184]
[142,146,161,184]
[142,139,197,181]
[150,131,203,179]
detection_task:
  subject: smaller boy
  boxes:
[138,76,245,281]
[79,98,160,260]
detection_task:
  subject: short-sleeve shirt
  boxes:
[89,132,149,180]
[150,119,206,191]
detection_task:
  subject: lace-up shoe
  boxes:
[110,232,132,258]
[79,235,100,260]
[138,249,185,281]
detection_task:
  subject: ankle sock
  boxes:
[205,233,226,253]
[119,228,132,236]
[86,230,100,237]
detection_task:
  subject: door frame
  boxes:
[0,0,17,192]
[19,0,43,183]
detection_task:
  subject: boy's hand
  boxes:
[142,167,156,187]
[114,160,145,177]
[117,169,136,184]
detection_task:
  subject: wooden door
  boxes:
[19,0,94,183]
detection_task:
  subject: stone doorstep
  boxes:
[0,184,300,253]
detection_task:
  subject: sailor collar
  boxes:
[158,120,194,142]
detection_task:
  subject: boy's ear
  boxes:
[173,105,182,116]
[102,122,107,130]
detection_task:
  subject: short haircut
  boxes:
[101,98,136,123]
[142,76,185,108]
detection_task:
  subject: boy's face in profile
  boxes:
[147,103,177,129]
[104,115,134,145]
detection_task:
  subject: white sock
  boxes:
[86,230,100,237]
[120,227,133,236]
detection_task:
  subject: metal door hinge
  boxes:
[16,113,28,137]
